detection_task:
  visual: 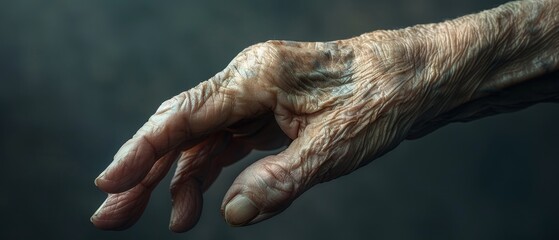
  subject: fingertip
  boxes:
[90,207,130,231]
[169,218,197,233]
[224,195,259,227]
[90,198,106,223]
[95,141,157,193]
[168,179,203,233]
[94,176,133,194]
[169,204,200,233]
[93,176,107,189]
[220,152,307,226]
[91,216,134,231]
[90,189,151,231]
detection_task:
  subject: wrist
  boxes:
[345,25,469,129]
[344,0,559,139]
[441,0,559,97]
[407,0,559,137]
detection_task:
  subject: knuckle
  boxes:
[248,41,283,63]
[253,161,298,201]
[262,162,296,186]
[156,95,181,114]
[225,42,282,82]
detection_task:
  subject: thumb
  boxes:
[220,133,348,226]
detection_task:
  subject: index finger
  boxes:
[96,71,260,193]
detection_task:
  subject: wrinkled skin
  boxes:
[91,0,559,231]
[91,37,448,231]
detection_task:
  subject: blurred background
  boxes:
[1,0,558,239]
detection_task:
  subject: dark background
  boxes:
[1,0,558,239]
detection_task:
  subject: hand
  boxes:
[92,0,559,233]
[91,36,472,232]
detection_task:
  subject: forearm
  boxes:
[442,0,558,98]
[428,0,559,132]
[345,0,558,137]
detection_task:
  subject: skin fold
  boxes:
[91,0,558,232]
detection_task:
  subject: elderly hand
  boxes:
[91,37,443,232]
[91,0,558,233]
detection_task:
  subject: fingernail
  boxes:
[169,206,178,229]
[91,199,107,220]
[96,168,107,179]
[94,171,106,187]
[224,195,259,226]
[94,178,100,187]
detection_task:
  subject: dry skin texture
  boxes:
[91,0,558,232]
